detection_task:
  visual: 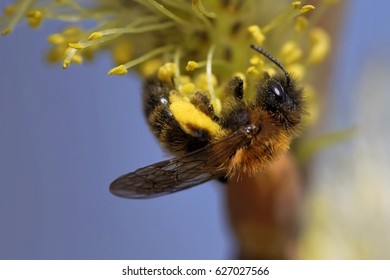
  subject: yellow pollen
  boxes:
[108,65,128,75]
[300,5,315,14]
[26,10,43,28]
[140,59,162,77]
[286,63,305,80]
[178,75,191,85]
[295,16,309,32]
[292,1,302,9]
[249,55,263,65]
[68,43,84,49]
[181,83,196,95]
[62,61,70,69]
[185,61,199,71]
[211,98,222,116]
[71,54,83,64]
[248,25,265,45]
[47,33,65,44]
[157,63,176,83]
[2,28,11,35]
[63,26,82,36]
[263,67,276,77]
[301,85,319,126]
[246,66,260,76]
[196,73,217,92]
[307,28,330,64]
[280,41,303,64]
[169,93,221,138]
[233,72,245,79]
[112,40,133,65]
[4,5,16,16]
[88,32,102,40]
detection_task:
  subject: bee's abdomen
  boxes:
[143,77,171,118]
[143,77,213,154]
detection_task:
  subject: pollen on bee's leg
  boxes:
[169,93,221,139]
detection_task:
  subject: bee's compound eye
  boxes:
[267,80,285,101]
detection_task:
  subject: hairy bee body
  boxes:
[143,72,302,175]
[110,46,304,199]
[143,77,215,155]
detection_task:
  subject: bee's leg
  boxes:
[190,91,217,120]
[143,76,214,154]
[226,76,244,100]
[149,105,212,153]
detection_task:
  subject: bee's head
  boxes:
[250,45,304,130]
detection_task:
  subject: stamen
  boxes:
[107,45,175,75]
[2,0,34,35]
[206,45,216,102]
[135,0,187,25]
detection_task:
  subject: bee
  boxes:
[110,45,304,199]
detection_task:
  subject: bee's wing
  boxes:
[109,128,250,199]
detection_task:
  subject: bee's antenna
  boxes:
[250,44,291,86]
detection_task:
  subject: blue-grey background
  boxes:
[0,1,389,259]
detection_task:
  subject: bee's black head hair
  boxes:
[250,45,303,130]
